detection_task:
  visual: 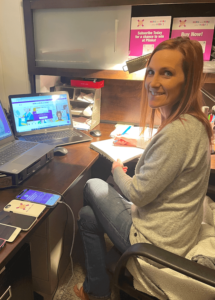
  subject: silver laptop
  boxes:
[9,91,92,146]
[0,101,54,174]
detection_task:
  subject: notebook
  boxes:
[90,139,144,163]
[9,91,92,146]
[0,101,54,174]
[110,125,158,139]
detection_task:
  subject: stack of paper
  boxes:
[75,92,94,103]
[73,121,90,131]
[90,139,144,163]
[203,61,215,73]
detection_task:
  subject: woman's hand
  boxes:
[113,136,137,147]
[111,159,128,174]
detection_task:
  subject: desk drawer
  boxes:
[0,244,34,300]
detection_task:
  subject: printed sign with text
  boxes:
[129,16,172,57]
[171,17,215,61]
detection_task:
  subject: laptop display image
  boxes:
[0,102,13,141]
[9,91,92,146]
[0,101,54,174]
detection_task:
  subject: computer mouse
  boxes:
[54,147,68,156]
[90,130,101,137]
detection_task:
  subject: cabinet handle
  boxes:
[0,286,12,300]
[114,19,119,52]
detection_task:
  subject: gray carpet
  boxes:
[53,233,121,300]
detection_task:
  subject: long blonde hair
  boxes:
[140,37,213,144]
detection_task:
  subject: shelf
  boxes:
[33,63,215,82]
[30,0,215,10]
[24,0,215,88]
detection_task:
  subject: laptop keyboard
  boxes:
[0,141,37,165]
[22,130,80,142]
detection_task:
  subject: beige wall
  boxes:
[0,0,30,110]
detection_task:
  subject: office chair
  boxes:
[107,186,215,300]
[107,243,215,300]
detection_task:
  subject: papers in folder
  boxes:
[90,139,144,163]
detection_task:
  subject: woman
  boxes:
[74,37,213,300]
[56,111,64,122]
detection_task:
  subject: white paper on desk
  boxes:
[110,125,157,140]
[110,125,135,137]
[73,121,90,131]
[90,139,144,163]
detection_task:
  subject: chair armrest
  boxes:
[113,243,215,288]
[207,185,215,195]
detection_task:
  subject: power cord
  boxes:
[57,201,75,299]
[24,186,75,300]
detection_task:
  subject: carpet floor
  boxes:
[53,233,121,300]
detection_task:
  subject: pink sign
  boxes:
[129,16,172,57]
[171,17,215,61]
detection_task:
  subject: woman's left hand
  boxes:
[111,159,128,174]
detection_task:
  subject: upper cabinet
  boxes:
[33,6,131,70]
[23,0,215,88]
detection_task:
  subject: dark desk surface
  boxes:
[0,123,115,269]
[0,122,214,268]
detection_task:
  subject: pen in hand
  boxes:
[113,126,132,144]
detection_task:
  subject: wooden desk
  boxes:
[0,122,214,299]
[0,140,96,269]
[0,123,114,299]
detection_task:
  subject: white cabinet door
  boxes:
[33,6,131,70]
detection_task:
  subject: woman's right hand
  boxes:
[113,135,137,147]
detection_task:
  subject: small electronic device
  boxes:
[0,100,55,175]
[0,238,6,250]
[4,200,46,217]
[54,147,68,156]
[16,189,61,207]
[0,223,21,242]
[9,92,92,146]
[0,211,37,231]
[90,130,101,137]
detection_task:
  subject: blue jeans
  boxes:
[78,178,132,298]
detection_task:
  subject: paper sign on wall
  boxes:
[129,16,172,57]
[171,17,215,61]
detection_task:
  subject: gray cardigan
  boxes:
[113,114,211,257]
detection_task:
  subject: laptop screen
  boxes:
[0,103,13,141]
[10,93,72,133]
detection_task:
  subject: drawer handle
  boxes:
[0,286,12,300]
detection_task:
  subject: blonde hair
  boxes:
[140,37,213,144]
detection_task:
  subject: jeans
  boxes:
[78,178,132,298]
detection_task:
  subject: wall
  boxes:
[0,0,30,110]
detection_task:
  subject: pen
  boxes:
[113,126,132,143]
[121,125,132,136]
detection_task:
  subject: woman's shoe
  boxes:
[73,283,89,300]
[73,283,111,300]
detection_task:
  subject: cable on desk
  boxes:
[25,186,75,300]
